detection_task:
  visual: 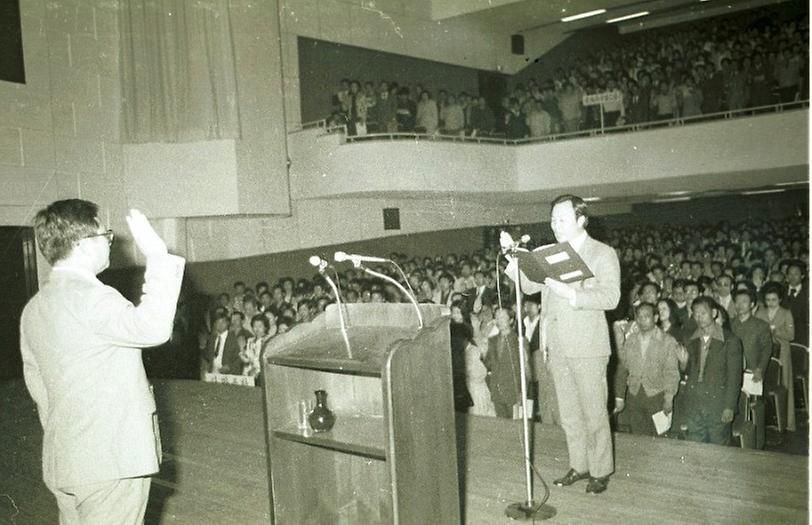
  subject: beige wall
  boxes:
[0,0,126,235]
[287,110,808,201]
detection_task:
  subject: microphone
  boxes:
[334,251,388,264]
[309,255,329,272]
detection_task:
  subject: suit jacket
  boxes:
[204,329,248,374]
[730,315,773,375]
[682,325,743,413]
[614,327,681,402]
[509,235,621,359]
[484,332,523,406]
[20,255,185,490]
[783,283,808,346]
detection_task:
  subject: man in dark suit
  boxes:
[783,261,808,347]
[506,194,621,494]
[203,314,245,375]
[682,296,743,445]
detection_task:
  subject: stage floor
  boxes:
[1,380,807,524]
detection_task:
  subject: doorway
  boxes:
[0,227,38,379]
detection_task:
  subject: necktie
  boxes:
[215,334,223,357]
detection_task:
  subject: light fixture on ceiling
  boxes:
[561,9,606,22]
[775,181,807,186]
[741,189,786,195]
[606,11,650,23]
[583,197,601,202]
[652,196,692,203]
[659,190,691,196]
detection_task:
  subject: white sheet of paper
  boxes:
[513,399,534,420]
[559,270,584,281]
[545,252,571,264]
[741,371,763,396]
[652,410,672,435]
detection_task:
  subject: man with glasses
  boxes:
[20,199,185,524]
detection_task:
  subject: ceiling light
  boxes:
[741,189,785,195]
[775,181,807,186]
[606,11,650,23]
[583,197,601,202]
[561,9,606,22]
[659,190,691,196]
[652,196,691,203]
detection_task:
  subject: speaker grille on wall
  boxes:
[383,208,400,230]
[511,34,524,55]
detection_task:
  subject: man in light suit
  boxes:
[505,194,620,494]
[20,200,185,524]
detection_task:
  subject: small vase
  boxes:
[308,390,336,432]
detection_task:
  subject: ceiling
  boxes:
[436,0,791,35]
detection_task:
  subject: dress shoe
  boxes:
[586,476,609,494]
[553,469,590,486]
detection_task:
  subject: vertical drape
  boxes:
[120,0,241,143]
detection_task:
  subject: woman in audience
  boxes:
[756,282,797,431]
[240,314,275,385]
[449,301,474,412]
[466,308,496,417]
[657,298,686,345]
[416,90,439,135]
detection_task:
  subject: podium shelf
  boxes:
[267,327,415,376]
[272,415,386,460]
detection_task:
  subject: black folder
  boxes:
[514,242,594,284]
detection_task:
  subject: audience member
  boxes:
[613,302,682,436]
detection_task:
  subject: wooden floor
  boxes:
[1,380,807,524]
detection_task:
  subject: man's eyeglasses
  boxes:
[81,229,115,245]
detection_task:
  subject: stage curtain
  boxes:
[119,0,241,143]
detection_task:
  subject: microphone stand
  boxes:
[504,245,556,521]
[354,262,424,329]
[317,267,352,358]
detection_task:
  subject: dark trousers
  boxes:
[493,401,513,419]
[625,389,664,436]
[684,405,731,445]
[735,392,766,449]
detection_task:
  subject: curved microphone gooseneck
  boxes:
[309,256,352,357]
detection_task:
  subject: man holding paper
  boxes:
[730,288,773,448]
[612,302,682,436]
[504,194,620,495]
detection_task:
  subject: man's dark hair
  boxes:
[732,287,756,304]
[233,281,245,289]
[250,313,270,332]
[550,194,589,227]
[761,282,785,301]
[691,296,717,313]
[34,199,100,265]
[634,301,657,316]
[230,311,245,321]
[787,260,806,274]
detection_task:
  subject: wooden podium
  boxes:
[261,303,460,524]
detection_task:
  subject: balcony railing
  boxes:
[337,99,808,146]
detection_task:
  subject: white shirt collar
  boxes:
[50,265,99,283]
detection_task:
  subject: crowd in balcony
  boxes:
[188,214,808,450]
[325,5,808,139]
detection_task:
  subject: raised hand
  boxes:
[499,231,515,252]
[125,209,167,259]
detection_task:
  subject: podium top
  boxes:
[265,303,449,376]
